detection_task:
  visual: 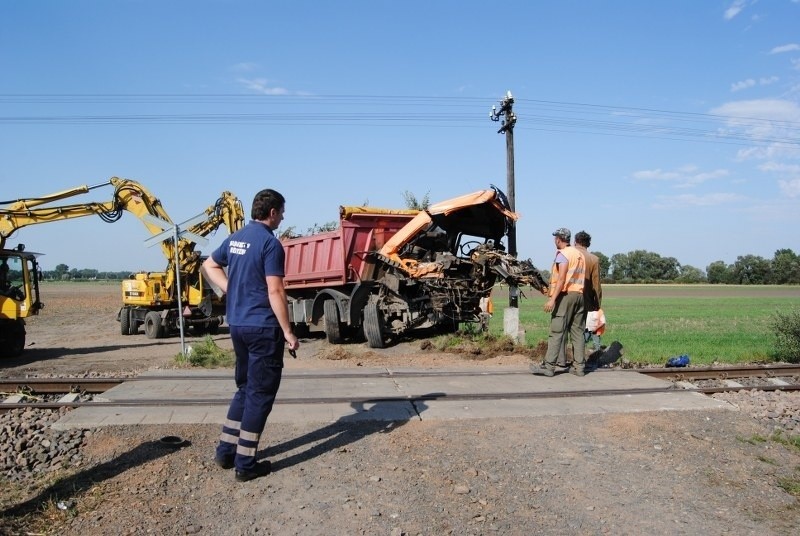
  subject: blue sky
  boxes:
[1,0,799,274]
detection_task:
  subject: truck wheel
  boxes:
[363,301,385,349]
[144,311,164,339]
[120,308,132,336]
[324,300,343,344]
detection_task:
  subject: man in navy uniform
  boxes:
[203,188,300,482]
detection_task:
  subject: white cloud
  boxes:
[736,144,800,161]
[770,44,800,54]
[632,165,729,188]
[230,62,259,73]
[712,99,800,120]
[759,162,800,198]
[653,193,746,209]
[713,99,800,161]
[758,162,800,174]
[730,77,778,92]
[731,79,756,92]
[724,0,747,20]
[731,76,779,93]
[236,77,290,95]
[779,178,800,197]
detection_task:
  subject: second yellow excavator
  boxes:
[118,192,244,338]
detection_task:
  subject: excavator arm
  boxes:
[2,179,244,284]
[0,177,175,254]
[0,176,184,356]
[166,191,245,292]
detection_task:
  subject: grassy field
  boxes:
[487,285,800,365]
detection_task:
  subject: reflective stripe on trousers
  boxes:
[216,325,284,472]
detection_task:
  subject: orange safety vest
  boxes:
[549,246,585,296]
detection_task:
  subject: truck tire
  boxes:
[144,311,164,339]
[363,301,385,349]
[324,299,343,344]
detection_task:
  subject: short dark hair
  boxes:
[251,189,285,220]
[575,231,591,247]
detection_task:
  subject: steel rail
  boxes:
[2,364,798,414]
[1,364,798,387]
[2,383,798,413]
[0,378,124,393]
[637,364,800,380]
[0,386,686,411]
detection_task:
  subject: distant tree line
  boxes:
[40,263,131,281]
[40,248,800,285]
[588,248,800,284]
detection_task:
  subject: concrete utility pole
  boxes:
[489,90,518,307]
[490,91,523,344]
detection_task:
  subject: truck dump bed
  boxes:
[282,206,418,291]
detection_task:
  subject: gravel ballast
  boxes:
[1,385,798,535]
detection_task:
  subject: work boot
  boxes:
[235,461,272,482]
[214,453,234,470]
[569,367,585,377]
[529,363,555,377]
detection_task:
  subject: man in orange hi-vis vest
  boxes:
[531,228,587,377]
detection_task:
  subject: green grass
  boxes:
[738,434,768,446]
[487,284,800,365]
[174,335,235,368]
[778,477,800,497]
[770,430,800,451]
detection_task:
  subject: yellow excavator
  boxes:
[0,177,177,356]
[0,245,41,356]
[118,192,244,338]
[0,177,244,356]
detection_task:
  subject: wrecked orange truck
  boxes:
[282,186,546,347]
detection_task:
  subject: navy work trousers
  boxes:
[216,325,284,472]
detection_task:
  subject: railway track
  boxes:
[1,365,798,413]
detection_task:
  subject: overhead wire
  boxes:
[0,93,798,148]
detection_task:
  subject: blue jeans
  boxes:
[584,330,602,351]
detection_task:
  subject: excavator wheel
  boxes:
[120,308,132,336]
[363,300,386,349]
[127,313,139,335]
[323,299,343,344]
[0,320,25,357]
[191,324,208,336]
[144,311,165,339]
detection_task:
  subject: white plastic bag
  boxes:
[586,309,606,334]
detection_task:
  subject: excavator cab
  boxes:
[0,245,43,357]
